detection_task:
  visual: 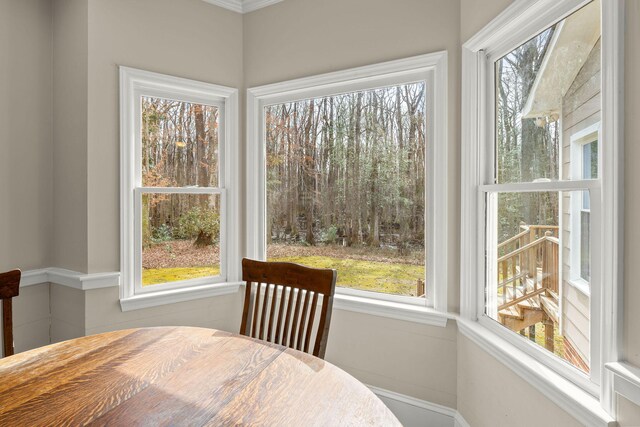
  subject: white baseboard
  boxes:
[367,385,470,427]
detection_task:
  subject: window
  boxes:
[483,0,603,379]
[461,0,623,412]
[248,53,448,312]
[580,140,597,280]
[570,124,600,291]
[120,67,240,307]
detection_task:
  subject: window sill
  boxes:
[333,293,450,327]
[457,319,614,427]
[120,281,242,312]
[605,362,640,407]
[568,278,591,296]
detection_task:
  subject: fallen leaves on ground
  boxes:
[142,241,422,269]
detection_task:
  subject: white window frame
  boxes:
[570,123,601,295]
[460,0,623,423]
[247,53,449,319]
[119,67,241,311]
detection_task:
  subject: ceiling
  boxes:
[202,0,284,13]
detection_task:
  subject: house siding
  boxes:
[560,38,601,368]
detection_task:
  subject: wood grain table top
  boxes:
[0,326,400,426]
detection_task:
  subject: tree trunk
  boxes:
[194,230,213,247]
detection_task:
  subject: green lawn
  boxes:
[143,266,220,286]
[533,323,565,358]
[143,255,424,296]
[269,255,424,296]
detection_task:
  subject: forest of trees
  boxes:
[496,27,560,243]
[141,96,221,249]
[265,23,562,261]
[137,24,564,289]
[265,83,427,258]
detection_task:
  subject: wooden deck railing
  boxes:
[497,224,559,310]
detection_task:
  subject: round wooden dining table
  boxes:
[0,326,400,426]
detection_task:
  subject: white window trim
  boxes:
[570,122,601,293]
[460,0,623,423]
[246,52,449,318]
[119,67,241,311]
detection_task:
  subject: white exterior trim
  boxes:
[569,123,600,289]
[119,66,241,305]
[247,52,449,313]
[568,278,591,297]
[18,268,120,290]
[460,0,624,418]
[201,0,283,14]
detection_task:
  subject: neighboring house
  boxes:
[521,0,601,372]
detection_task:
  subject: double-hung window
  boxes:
[461,0,623,417]
[247,54,448,316]
[571,123,600,293]
[120,67,240,309]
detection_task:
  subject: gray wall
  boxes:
[52,0,88,272]
[13,284,51,354]
[0,0,53,272]
[0,0,53,358]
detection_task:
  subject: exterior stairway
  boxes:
[499,288,544,331]
[495,224,561,351]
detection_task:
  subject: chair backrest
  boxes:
[240,258,336,359]
[0,269,21,358]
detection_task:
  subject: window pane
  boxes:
[487,191,590,373]
[582,140,598,180]
[495,1,600,184]
[141,96,220,188]
[265,83,426,298]
[142,193,221,286]
[580,210,590,281]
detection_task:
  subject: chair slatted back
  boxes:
[240,258,336,359]
[0,270,21,358]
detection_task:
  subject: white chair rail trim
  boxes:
[20,268,120,290]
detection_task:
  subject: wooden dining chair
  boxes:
[0,269,21,358]
[240,258,336,359]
